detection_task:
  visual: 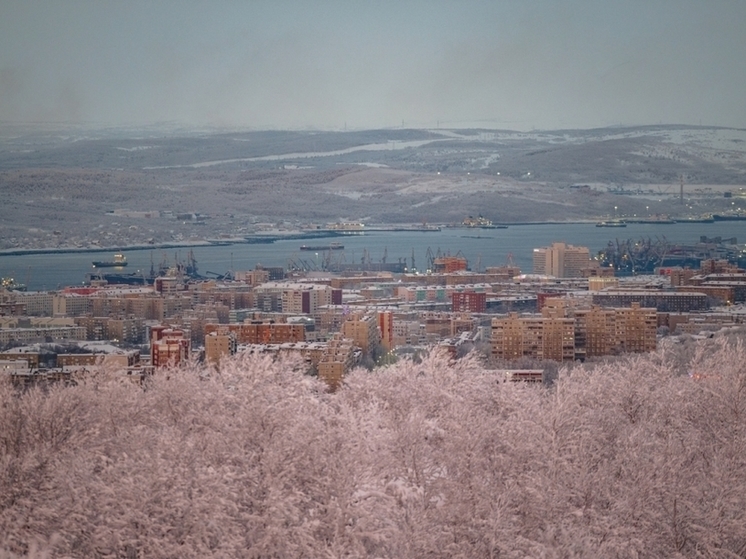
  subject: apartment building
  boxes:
[451,291,487,313]
[588,277,620,291]
[0,326,86,346]
[491,312,575,362]
[317,334,357,390]
[205,328,238,365]
[204,321,306,345]
[592,291,708,312]
[574,303,657,358]
[341,313,381,355]
[573,306,616,358]
[53,294,93,317]
[150,326,191,368]
[57,350,140,368]
[12,292,54,317]
[614,303,658,353]
[433,256,468,274]
[74,316,145,343]
[255,282,342,314]
[378,311,394,351]
[492,301,657,362]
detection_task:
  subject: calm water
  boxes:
[2,222,745,291]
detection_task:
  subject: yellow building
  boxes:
[205,329,237,365]
[614,302,657,353]
[532,242,591,278]
[317,334,356,390]
[491,313,574,362]
[341,313,381,355]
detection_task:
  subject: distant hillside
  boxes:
[1,125,745,248]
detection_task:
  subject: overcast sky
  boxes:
[1,0,745,131]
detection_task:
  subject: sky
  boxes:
[1,0,745,131]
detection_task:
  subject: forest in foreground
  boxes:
[2,339,746,558]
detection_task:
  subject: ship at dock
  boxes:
[92,253,128,267]
[461,215,507,229]
[300,242,344,251]
[87,250,202,286]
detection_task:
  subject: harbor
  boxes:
[2,221,745,291]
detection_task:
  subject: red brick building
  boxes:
[451,291,486,313]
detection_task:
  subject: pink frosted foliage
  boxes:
[1,340,746,558]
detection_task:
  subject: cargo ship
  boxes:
[462,216,507,229]
[300,242,344,251]
[712,213,746,221]
[92,253,127,267]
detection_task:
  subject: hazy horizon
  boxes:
[2,1,746,132]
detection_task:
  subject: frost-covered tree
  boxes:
[1,341,745,558]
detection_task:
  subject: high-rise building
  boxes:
[532,242,590,278]
[491,312,574,362]
[613,302,657,354]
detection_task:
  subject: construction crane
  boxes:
[425,247,435,271]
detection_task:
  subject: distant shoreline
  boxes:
[0,221,606,257]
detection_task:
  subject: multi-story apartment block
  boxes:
[451,291,487,313]
[532,242,591,278]
[317,333,356,390]
[392,320,426,346]
[573,306,616,359]
[592,291,707,312]
[588,277,620,291]
[161,295,193,319]
[53,294,93,317]
[255,282,341,314]
[378,311,394,351]
[233,269,270,286]
[614,303,658,354]
[57,350,140,369]
[74,316,144,343]
[12,292,54,317]
[433,256,468,274]
[491,313,575,362]
[0,326,87,346]
[341,313,381,355]
[204,321,306,345]
[493,300,656,362]
[205,328,238,365]
[150,326,191,368]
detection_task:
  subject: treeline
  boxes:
[1,339,745,558]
